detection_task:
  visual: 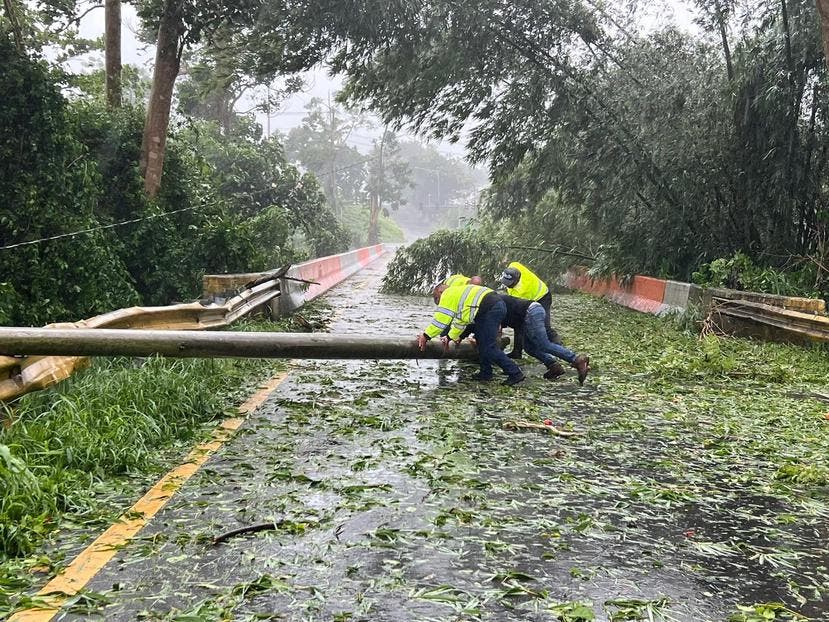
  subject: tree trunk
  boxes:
[367,128,388,245]
[817,0,829,75]
[139,0,185,198]
[368,193,380,244]
[104,0,122,108]
[713,0,733,82]
[3,0,24,52]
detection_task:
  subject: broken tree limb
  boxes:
[213,522,281,545]
[0,327,508,360]
[502,420,584,437]
[504,244,597,261]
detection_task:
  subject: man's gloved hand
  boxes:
[416,333,429,351]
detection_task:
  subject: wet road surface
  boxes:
[56,255,829,621]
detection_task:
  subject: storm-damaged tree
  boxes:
[262,0,828,288]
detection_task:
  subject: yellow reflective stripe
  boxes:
[455,285,474,316]
[424,307,456,339]
[448,288,490,340]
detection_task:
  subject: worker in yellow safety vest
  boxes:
[416,283,525,386]
[443,273,483,287]
[499,261,562,359]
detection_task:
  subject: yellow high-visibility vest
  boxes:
[424,284,493,341]
[505,261,549,301]
[444,274,470,287]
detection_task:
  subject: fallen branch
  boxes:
[502,420,584,436]
[811,392,829,404]
[213,521,281,545]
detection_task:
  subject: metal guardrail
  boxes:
[0,244,390,403]
[712,298,829,344]
[0,277,282,402]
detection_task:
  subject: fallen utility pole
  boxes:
[0,328,504,360]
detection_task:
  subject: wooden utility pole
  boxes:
[105,0,122,107]
[368,128,389,245]
[0,328,505,360]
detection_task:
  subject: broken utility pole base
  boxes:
[0,328,507,360]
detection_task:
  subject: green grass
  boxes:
[0,308,330,561]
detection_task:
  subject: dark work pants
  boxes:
[475,299,521,379]
[510,291,561,357]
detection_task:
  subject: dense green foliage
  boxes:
[382,229,504,294]
[692,251,824,298]
[0,39,347,324]
[382,225,589,294]
[0,37,141,324]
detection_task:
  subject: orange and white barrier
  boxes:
[277,244,387,314]
[563,267,826,317]
[563,268,678,315]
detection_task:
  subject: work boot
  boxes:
[572,355,590,386]
[507,350,523,360]
[472,372,494,382]
[544,361,566,380]
[503,372,525,386]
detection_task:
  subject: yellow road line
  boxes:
[10,370,290,622]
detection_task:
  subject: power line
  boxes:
[0,205,202,252]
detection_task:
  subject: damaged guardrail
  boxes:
[711,299,829,345]
[0,244,388,402]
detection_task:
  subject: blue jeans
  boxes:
[523,303,576,366]
[475,299,521,379]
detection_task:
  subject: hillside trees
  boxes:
[284,98,369,216]
[0,10,348,324]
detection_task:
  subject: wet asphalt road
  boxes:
[56,256,829,621]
